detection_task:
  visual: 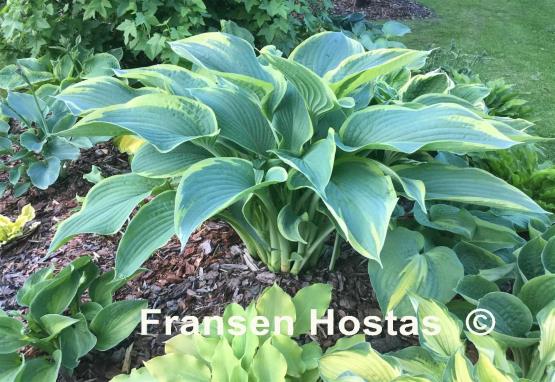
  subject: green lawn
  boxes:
[400,0,555,149]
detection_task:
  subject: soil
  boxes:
[332,0,433,20]
[1,145,416,381]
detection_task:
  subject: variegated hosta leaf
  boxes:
[399,71,453,101]
[263,53,337,117]
[466,332,514,376]
[57,94,219,153]
[174,158,287,249]
[188,87,277,155]
[390,346,445,379]
[442,350,474,382]
[410,296,463,359]
[131,142,212,178]
[115,191,176,278]
[537,300,555,366]
[48,174,163,252]
[276,130,335,196]
[450,83,491,105]
[412,93,480,111]
[369,227,464,316]
[169,32,272,83]
[338,104,518,154]
[320,158,397,263]
[373,162,426,213]
[324,49,429,97]
[288,31,365,77]
[114,64,212,95]
[396,163,546,214]
[272,83,313,154]
[57,76,149,115]
[319,346,400,382]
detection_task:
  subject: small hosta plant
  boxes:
[0,256,145,381]
[319,296,555,382]
[0,50,122,195]
[48,31,545,275]
[112,283,332,381]
[0,204,36,246]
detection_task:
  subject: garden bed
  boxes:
[332,0,433,19]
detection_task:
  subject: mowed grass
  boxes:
[400,0,555,155]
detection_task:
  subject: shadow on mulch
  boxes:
[333,0,433,20]
[1,145,416,381]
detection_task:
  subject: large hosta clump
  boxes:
[47,32,545,275]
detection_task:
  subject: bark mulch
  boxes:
[333,0,433,20]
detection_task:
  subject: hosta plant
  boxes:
[320,296,555,382]
[111,283,332,381]
[47,31,546,275]
[0,51,123,195]
[0,204,36,247]
[0,256,145,381]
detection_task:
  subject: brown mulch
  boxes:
[333,0,433,20]
[1,144,415,381]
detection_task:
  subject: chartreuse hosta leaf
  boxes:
[288,31,365,77]
[175,158,287,249]
[56,76,150,115]
[338,104,518,154]
[58,94,219,153]
[49,174,163,252]
[396,163,546,213]
[324,48,429,97]
[369,227,464,315]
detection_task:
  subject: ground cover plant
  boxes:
[45,31,546,277]
[0,49,124,195]
[0,256,145,381]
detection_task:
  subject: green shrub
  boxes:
[112,283,332,381]
[0,50,122,195]
[45,31,546,276]
[0,0,332,64]
[0,256,145,381]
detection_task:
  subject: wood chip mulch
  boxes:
[333,0,433,20]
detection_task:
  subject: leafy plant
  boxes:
[0,0,333,64]
[111,283,332,381]
[0,256,145,381]
[0,50,122,194]
[0,204,36,246]
[45,31,546,276]
[320,295,555,382]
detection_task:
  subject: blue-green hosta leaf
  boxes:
[20,130,45,153]
[15,350,61,382]
[116,191,176,278]
[1,92,47,126]
[0,63,53,91]
[412,93,481,111]
[57,94,219,153]
[39,314,80,338]
[382,21,411,37]
[478,292,533,338]
[174,158,287,248]
[374,162,426,213]
[57,76,147,115]
[277,204,308,244]
[82,53,120,79]
[0,316,27,353]
[455,275,499,305]
[49,174,163,252]
[369,227,464,315]
[450,84,491,105]
[16,267,54,307]
[90,300,147,351]
[131,142,212,178]
[321,158,398,263]
[59,313,97,370]
[410,295,463,359]
[114,64,212,95]
[396,163,546,214]
[488,119,546,143]
[399,71,453,101]
[288,31,364,77]
[324,49,429,97]
[0,352,24,381]
[263,53,337,117]
[188,87,277,155]
[517,236,547,281]
[338,104,517,153]
[276,130,335,195]
[170,32,271,82]
[542,237,555,273]
[272,83,313,154]
[414,204,476,238]
[27,157,61,190]
[518,274,555,317]
[29,269,81,319]
[43,137,81,161]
